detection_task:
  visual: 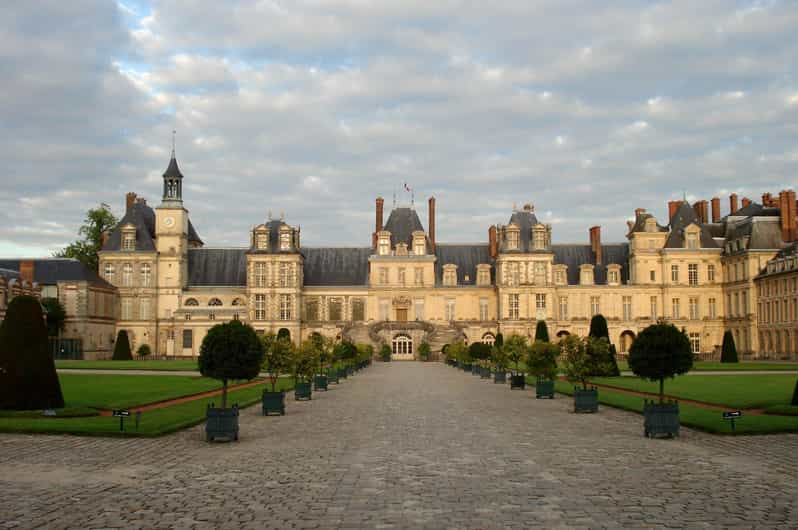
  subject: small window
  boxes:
[280,230,291,251]
[122,232,136,251]
[182,329,193,349]
[649,270,656,282]
[208,298,222,306]
[185,298,199,306]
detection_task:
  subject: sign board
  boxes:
[43,409,57,417]
[112,410,131,417]
[722,410,742,420]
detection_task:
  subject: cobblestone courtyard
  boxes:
[2,363,797,529]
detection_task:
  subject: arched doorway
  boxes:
[619,330,635,354]
[392,334,414,360]
[481,332,496,345]
[556,330,570,339]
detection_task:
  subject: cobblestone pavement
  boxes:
[2,363,797,529]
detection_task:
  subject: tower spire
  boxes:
[171,129,176,158]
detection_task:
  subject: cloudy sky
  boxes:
[2,0,797,256]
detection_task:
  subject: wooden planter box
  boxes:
[206,405,239,442]
[644,400,680,438]
[535,379,555,399]
[313,374,328,391]
[510,374,526,390]
[294,382,312,401]
[262,390,285,416]
[574,387,598,413]
[493,371,507,384]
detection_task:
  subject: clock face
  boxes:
[164,216,175,228]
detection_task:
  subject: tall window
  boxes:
[672,298,680,319]
[689,332,700,353]
[140,263,151,287]
[122,263,133,287]
[280,231,291,251]
[534,262,546,284]
[590,296,600,316]
[279,295,292,320]
[379,267,388,285]
[415,267,424,286]
[708,297,716,318]
[379,299,389,320]
[443,267,457,286]
[305,299,319,321]
[392,335,413,355]
[479,298,488,321]
[477,267,490,286]
[415,299,425,321]
[255,231,268,249]
[379,238,390,256]
[559,296,568,320]
[507,230,519,249]
[352,298,365,321]
[536,293,546,310]
[255,263,267,287]
[671,265,679,283]
[139,299,149,321]
[183,329,193,349]
[509,294,520,319]
[506,262,520,286]
[279,263,290,287]
[688,264,698,286]
[533,230,545,249]
[328,298,342,321]
[398,268,406,286]
[734,293,739,317]
[707,264,715,283]
[121,298,132,320]
[104,263,115,283]
[623,296,632,320]
[255,294,266,320]
[446,298,456,321]
[689,297,699,320]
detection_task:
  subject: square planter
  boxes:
[480,367,491,379]
[262,390,285,416]
[643,400,680,438]
[327,370,339,384]
[338,368,348,379]
[346,366,354,376]
[493,371,507,384]
[471,364,479,376]
[462,363,472,372]
[314,374,328,391]
[535,379,555,399]
[574,387,598,413]
[206,405,239,442]
[294,382,312,401]
[510,374,526,390]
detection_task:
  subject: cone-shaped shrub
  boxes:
[588,314,620,376]
[0,295,64,409]
[199,320,263,408]
[721,331,738,363]
[112,330,132,360]
[534,320,550,343]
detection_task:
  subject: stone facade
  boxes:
[0,268,41,323]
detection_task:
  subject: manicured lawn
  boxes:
[0,378,296,437]
[552,381,798,434]
[56,359,199,371]
[616,360,798,372]
[587,374,797,409]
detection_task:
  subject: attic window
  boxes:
[122,231,136,251]
[255,231,268,250]
[443,265,458,286]
[532,227,546,250]
[378,234,391,256]
[280,229,291,251]
[477,265,491,286]
[686,233,698,250]
[506,229,519,250]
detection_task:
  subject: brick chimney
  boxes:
[667,200,680,221]
[634,207,646,218]
[489,225,498,259]
[373,196,384,249]
[19,260,34,284]
[126,192,137,212]
[741,197,751,209]
[428,196,436,252]
[762,192,776,207]
[589,226,602,266]
[729,193,738,214]
[711,197,721,222]
[692,200,708,224]
[779,190,797,242]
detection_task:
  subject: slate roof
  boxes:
[187,248,247,286]
[551,244,630,285]
[247,220,297,255]
[0,268,21,281]
[664,201,718,249]
[504,208,541,253]
[0,259,114,288]
[627,211,668,235]
[434,244,493,285]
[302,247,371,286]
[163,155,184,179]
[102,199,202,251]
[729,202,779,218]
[724,217,784,252]
[383,208,426,249]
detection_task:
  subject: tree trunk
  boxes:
[659,377,664,404]
[222,378,228,409]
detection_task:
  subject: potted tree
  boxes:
[505,335,529,390]
[199,320,264,441]
[292,340,318,400]
[311,333,331,391]
[379,343,392,362]
[418,341,431,362]
[560,335,610,413]
[261,333,292,415]
[341,341,357,375]
[628,323,694,438]
[469,342,492,378]
[491,342,508,384]
[528,341,559,398]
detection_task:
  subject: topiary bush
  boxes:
[379,343,391,361]
[468,342,492,366]
[721,331,738,363]
[534,320,550,343]
[136,344,151,358]
[628,323,693,403]
[112,330,133,360]
[418,341,431,361]
[199,320,264,408]
[588,314,620,376]
[0,295,65,410]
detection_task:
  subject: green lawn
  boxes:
[56,359,199,371]
[587,374,797,409]
[0,377,295,437]
[616,360,798,372]
[552,381,798,434]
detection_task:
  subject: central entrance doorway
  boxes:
[392,334,414,361]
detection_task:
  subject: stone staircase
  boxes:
[427,324,466,354]
[341,323,372,346]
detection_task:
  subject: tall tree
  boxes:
[54,203,118,271]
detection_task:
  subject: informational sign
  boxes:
[722,410,742,432]
[112,410,131,432]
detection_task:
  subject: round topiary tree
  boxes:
[0,295,65,410]
[721,330,738,363]
[198,320,264,408]
[468,342,492,366]
[588,314,620,376]
[527,341,559,381]
[534,320,550,343]
[560,335,609,390]
[628,323,693,403]
[136,344,151,358]
[112,330,133,360]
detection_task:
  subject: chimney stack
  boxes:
[634,207,646,218]
[667,200,680,221]
[126,192,137,212]
[711,197,721,222]
[19,260,34,284]
[729,193,738,214]
[762,192,777,207]
[489,225,498,259]
[373,196,384,249]
[779,190,797,242]
[692,200,708,224]
[589,226,602,266]
[742,197,751,208]
[428,196,436,252]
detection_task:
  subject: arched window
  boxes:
[231,298,245,306]
[392,334,413,355]
[185,298,199,306]
[208,298,222,306]
[556,330,570,338]
[481,332,496,345]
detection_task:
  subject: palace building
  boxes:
[86,153,798,360]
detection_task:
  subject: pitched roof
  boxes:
[302,247,371,286]
[627,211,668,235]
[187,248,247,286]
[163,155,184,179]
[664,201,718,249]
[102,199,202,251]
[506,208,540,252]
[0,258,113,288]
[383,208,425,249]
[434,244,493,285]
[551,243,630,285]
[247,220,297,255]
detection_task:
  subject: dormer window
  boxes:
[645,218,657,233]
[254,228,268,250]
[443,264,458,286]
[554,265,567,285]
[122,226,136,251]
[686,233,698,249]
[412,231,426,255]
[607,264,622,285]
[396,243,408,256]
[532,225,547,250]
[506,228,520,250]
[476,264,491,286]
[378,232,391,256]
[279,228,291,251]
[580,264,594,285]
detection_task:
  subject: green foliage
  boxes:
[277,328,291,342]
[418,341,431,361]
[791,378,798,406]
[527,341,559,381]
[721,331,738,363]
[468,342,492,366]
[292,340,319,383]
[112,330,133,361]
[356,343,374,363]
[588,314,610,340]
[379,343,392,361]
[494,333,504,348]
[261,333,293,392]
[41,297,66,337]
[534,320,550,343]
[334,341,357,366]
[0,295,65,410]
[54,203,118,271]
[628,323,694,402]
[136,344,151,358]
[560,335,611,389]
[503,334,529,373]
[491,343,508,370]
[198,320,264,408]
[587,314,619,376]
